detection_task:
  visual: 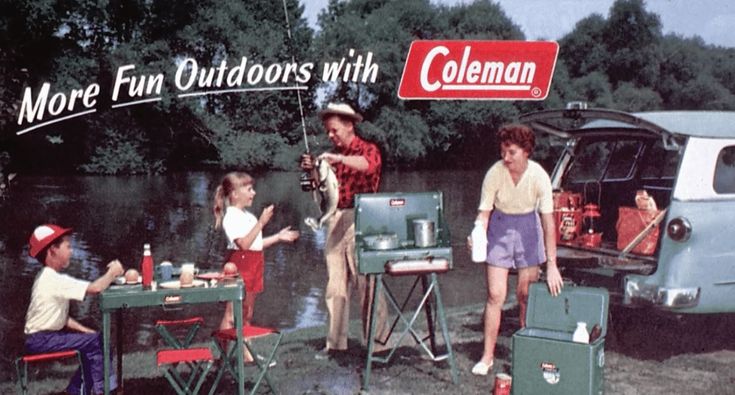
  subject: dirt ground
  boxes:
[4,303,735,394]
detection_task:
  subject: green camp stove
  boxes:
[511,283,609,395]
[355,191,457,391]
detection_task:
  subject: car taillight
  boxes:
[666,217,691,242]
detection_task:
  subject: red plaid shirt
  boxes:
[334,135,382,208]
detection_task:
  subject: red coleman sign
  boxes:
[398,40,558,100]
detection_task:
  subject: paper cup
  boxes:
[179,271,194,287]
[159,261,173,281]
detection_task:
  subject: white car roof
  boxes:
[590,111,735,139]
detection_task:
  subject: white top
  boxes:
[222,206,263,251]
[24,267,89,335]
[478,159,554,214]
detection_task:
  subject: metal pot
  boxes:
[413,219,436,247]
[363,233,399,250]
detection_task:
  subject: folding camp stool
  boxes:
[155,316,206,349]
[156,347,214,395]
[15,349,84,395]
[209,326,283,395]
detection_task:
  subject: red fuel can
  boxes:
[493,373,512,395]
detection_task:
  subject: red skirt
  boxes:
[226,250,264,294]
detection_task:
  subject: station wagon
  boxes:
[520,106,735,314]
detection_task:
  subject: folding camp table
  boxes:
[99,280,246,395]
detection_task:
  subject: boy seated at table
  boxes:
[23,224,124,395]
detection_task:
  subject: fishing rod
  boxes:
[280,0,320,193]
[281,0,310,154]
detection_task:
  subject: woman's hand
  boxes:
[277,226,300,243]
[545,262,564,296]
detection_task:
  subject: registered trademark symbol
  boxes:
[531,87,542,97]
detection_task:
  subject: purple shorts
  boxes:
[486,210,546,269]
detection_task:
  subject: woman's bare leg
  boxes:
[516,266,540,328]
[478,265,509,366]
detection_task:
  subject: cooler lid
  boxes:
[525,283,609,338]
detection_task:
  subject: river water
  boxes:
[0,169,491,364]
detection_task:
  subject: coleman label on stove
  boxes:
[541,362,560,385]
[389,198,406,207]
[398,40,558,100]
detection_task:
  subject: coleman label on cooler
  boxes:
[397,40,558,100]
[541,362,560,385]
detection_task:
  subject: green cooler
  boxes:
[511,283,609,395]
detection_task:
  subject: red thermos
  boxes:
[141,243,153,289]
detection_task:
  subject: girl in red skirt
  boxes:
[213,172,299,359]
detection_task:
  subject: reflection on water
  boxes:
[0,169,486,365]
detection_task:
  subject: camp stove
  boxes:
[355,191,453,275]
[355,191,457,390]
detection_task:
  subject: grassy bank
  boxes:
[4,302,735,394]
[2,303,494,394]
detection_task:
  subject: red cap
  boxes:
[29,224,72,258]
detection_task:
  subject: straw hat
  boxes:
[29,224,72,258]
[319,103,363,123]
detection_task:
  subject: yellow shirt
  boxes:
[478,160,553,214]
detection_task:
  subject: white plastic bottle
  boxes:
[572,322,590,344]
[471,220,488,263]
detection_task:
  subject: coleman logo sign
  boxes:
[397,40,558,100]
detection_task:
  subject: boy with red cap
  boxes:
[24,224,124,395]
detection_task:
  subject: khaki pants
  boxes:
[324,209,389,351]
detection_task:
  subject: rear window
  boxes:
[640,139,679,179]
[565,139,642,182]
[714,145,735,194]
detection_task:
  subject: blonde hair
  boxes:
[213,172,254,229]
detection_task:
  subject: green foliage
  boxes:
[80,128,164,175]
[711,48,735,93]
[3,0,735,174]
[669,75,735,110]
[612,82,663,112]
[440,0,523,40]
[558,15,608,77]
[207,113,299,171]
[569,72,614,108]
[602,0,662,85]
[364,108,430,165]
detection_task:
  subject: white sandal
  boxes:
[471,359,494,376]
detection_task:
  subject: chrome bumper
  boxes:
[624,279,700,308]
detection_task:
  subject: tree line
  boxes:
[0,0,733,176]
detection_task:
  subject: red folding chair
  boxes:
[157,347,214,395]
[15,349,84,395]
[209,326,282,395]
[155,316,206,349]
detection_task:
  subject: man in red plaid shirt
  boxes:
[300,103,388,359]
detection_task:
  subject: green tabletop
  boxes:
[100,280,243,310]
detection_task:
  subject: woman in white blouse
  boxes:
[470,124,563,376]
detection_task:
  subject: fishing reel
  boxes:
[300,172,316,192]
[299,153,318,192]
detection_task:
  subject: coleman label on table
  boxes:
[541,361,560,385]
[398,40,558,100]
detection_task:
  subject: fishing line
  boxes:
[281,0,310,154]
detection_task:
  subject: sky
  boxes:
[301,0,735,48]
